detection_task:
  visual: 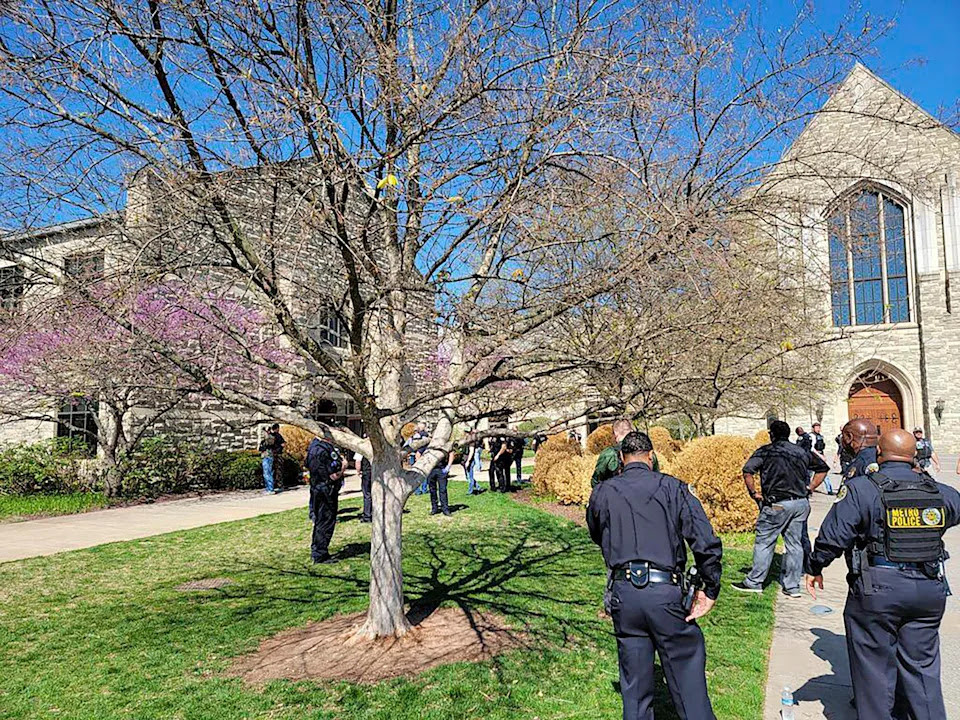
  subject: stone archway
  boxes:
[847,369,905,435]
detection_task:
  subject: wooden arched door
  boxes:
[847,372,904,435]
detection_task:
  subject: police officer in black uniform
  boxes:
[487,436,503,492]
[356,453,373,523]
[587,431,723,720]
[806,428,960,719]
[840,418,878,479]
[306,437,344,564]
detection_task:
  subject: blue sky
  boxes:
[757,0,960,119]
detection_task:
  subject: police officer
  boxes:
[487,436,503,492]
[587,431,723,720]
[796,426,813,452]
[733,420,829,598]
[493,435,513,492]
[806,428,960,719]
[810,422,826,456]
[355,452,372,523]
[840,418,879,480]
[511,435,526,483]
[914,426,941,474]
[306,437,344,564]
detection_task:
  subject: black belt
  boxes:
[763,495,806,505]
[611,561,680,586]
[867,556,927,570]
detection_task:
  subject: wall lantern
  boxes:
[934,399,945,426]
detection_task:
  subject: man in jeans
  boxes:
[732,420,829,598]
[259,423,285,494]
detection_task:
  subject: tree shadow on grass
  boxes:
[205,510,685,715]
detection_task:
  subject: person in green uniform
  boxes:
[592,419,650,486]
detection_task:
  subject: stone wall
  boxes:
[720,64,960,452]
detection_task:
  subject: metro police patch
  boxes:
[835,486,848,503]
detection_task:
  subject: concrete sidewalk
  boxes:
[763,458,960,719]
[0,459,530,565]
[0,475,363,564]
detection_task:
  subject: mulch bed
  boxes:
[512,489,586,527]
[227,607,526,685]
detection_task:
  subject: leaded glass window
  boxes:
[827,190,911,326]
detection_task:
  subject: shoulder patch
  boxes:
[866,463,879,474]
[835,485,848,503]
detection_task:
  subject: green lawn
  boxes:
[0,492,109,522]
[0,487,776,720]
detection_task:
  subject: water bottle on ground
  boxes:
[780,686,795,720]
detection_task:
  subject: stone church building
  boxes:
[718,64,960,452]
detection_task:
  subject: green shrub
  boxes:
[118,437,302,498]
[516,417,550,434]
[0,439,93,496]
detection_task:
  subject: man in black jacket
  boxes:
[734,420,829,598]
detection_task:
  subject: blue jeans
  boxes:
[744,498,810,593]
[466,453,483,493]
[262,456,275,492]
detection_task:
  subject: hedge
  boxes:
[586,424,615,455]
[0,436,303,500]
[531,433,582,499]
[648,426,682,463]
[0,439,92,496]
[119,436,302,498]
[669,434,760,532]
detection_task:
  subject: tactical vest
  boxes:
[869,472,945,563]
[916,440,933,462]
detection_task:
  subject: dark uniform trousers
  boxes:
[310,482,339,560]
[844,567,947,720]
[610,581,715,720]
[495,458,512,492]
[361,472,373,522]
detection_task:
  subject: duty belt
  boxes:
[867,556,926,570]
[611,561,681,587]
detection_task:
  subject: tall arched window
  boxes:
[828,189,910,326]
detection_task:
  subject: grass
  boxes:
[0,492,109,522]
[0,485,776,720]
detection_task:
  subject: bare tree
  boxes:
[0,0,923,640]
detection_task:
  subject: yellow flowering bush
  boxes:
[279,425,315,463]
[648,426,681,462]
[754,429,770,445]
[531,433,582,498]
[669,435,761,532]
[586,424,616,455]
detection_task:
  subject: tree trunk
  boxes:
[356,455,413,638]
[103,463,123,497]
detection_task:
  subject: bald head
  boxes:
[612,419,633,442]
[878,428,918,465]
[841,418,879,455]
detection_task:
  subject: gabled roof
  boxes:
[783,62,958,162]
